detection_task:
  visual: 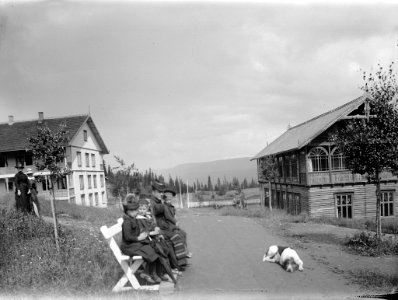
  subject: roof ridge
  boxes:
[0,114,89,125]
[288,94,365,131]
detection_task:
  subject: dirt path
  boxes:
[173,208,363,299]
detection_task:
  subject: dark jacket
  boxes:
[120,215,158,262]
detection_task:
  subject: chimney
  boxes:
[38,112,44,124]
[8,115,14,125]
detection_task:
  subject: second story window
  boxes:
[100,174,104,187]
[77,152,82,167]
[88,175,92,189]
[278,157,283,177]
[0,154,7,167]
[308,147,329,172]
[85,153,90,168]
[331,147,346,171]
[93,175,97,188]
[83,130,88,141]
[290,154,298,178]
[91,154,95,168]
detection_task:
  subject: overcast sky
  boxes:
[1,0,397,171]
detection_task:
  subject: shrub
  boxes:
[345,231,398,256]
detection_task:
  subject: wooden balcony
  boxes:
[257,163,396,186]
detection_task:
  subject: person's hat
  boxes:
[152,180,165,192]
[125,193,136,204]
[138,199,149,206]
[26,168,34,175]
[15,162,24,169]
[163,188,176,196]
[123,202,139,213]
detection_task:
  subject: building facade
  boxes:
[0,112,109,207]
[252,95,397,219]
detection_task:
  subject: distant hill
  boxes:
[156,157,258,185]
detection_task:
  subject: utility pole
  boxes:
[187,180,189,208]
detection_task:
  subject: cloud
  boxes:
[1,1,398,169]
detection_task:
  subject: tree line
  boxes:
[105,156,259,199]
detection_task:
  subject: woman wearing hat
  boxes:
[120,201,162,284]
[27,169,40,217]
[14,163,32,213]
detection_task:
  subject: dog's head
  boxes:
[282,258,297,272]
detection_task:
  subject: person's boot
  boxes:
[151,272,161,284]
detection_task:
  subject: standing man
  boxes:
[27,168,40,217]
[14,163,31,213]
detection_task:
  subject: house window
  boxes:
[95,192,99,206]
[335,193,353,219]
[100,175,104,187]
[42,177,52,191]
[88,175,92,189]
[77,152,82,167]
[308,147,329,172]
[68,174,74,188]
[83,130,88,141]
[278,157,283,177]
[81,194,86,206]
[93,175,97,188]
[102,191,106,205]
[91,154,95,168]
[290,154,298,178]
[85,153,90,168]
[331,147,346,170]
[293,193,301,215]
[56,176,67,190]
[89,193,93,206]
[284,156,290,178]
[381,191,394,217]
[25,153,33,166]
[16,156,25,167]
[79,175,84,190]
[0,154,7,167]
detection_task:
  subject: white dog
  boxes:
[262,245,304,272]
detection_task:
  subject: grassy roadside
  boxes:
[0,197,162,298]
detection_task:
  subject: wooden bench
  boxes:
[100,218,160,292]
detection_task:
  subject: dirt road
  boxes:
[172,208,361,299]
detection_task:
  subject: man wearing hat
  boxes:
[14,162,32,213]
[27,168,40,217]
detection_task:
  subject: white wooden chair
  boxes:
[100,218,160,292]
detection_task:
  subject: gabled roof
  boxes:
[251,94,368,160]
[0,114,109,154]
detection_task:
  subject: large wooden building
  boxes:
[0,112,110,207]
[252,95,397,219]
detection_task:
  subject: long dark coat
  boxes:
[120,215,159,263]
[14,171,31,213]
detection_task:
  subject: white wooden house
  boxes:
[0,112,109,207]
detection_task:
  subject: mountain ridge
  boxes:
[156,157,258,184]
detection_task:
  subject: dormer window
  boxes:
[83,130,88,141]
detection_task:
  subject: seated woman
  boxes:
[136,199,178,283]
[162,188,192,258]
[120,201,162,284]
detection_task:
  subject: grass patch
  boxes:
[0,203,162,297]
[349,269,398,293]
[345,231,398,256]
[310,216,398,235]
[219,206,309,224]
